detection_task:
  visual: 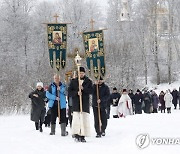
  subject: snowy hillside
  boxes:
[0,109,180,154]
[145,80,180,95]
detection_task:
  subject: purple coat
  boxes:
[159,94,166,110]
[152,94,159,109]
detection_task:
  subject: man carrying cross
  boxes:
[68,67,93,142]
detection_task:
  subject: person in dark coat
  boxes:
[128,89,135,113]
[134,89,143,114]
[46,74,68,136]
[159,91,166,113]
[67,72,77,127]
[109,87,121,118]
[29,82,46,132]
[179,87,180,110]
[143,90,152,114]
[151,91,159,113]
[68,67,93,142]
[92,77,110,138]
[171,88,179,109]
[43,85,51,127]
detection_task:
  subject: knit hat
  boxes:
[123,89,127,92]
[113,87,117,91]
[137,89,140,93]
[80,67,85,73]
[36,82,43,88]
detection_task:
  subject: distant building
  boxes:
[120,0,131,21]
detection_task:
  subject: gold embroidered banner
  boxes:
[47,24,67,70]
[83,30,106,79]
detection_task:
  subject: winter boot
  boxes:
[80,136,86,142]
[101,131,106,136]
[50,124,56,135]
[74,134,81,142]
[39,123,43,132]
[35,122,39,130]
[61,123,68,136]
[96,133,101,138]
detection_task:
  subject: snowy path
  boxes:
[0,109,180,154]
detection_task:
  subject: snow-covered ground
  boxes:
[0,108,180,154]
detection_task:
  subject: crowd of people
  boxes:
[108,87,180,118]
[28,67,180,143]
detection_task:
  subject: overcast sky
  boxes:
[38,0,108,15]
[39,0,108,8]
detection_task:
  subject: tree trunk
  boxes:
[154,1,160,85]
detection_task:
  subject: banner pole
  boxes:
[97,60,102,133]
[96,83,102,133]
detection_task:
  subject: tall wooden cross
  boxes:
[54,14,59,23]
[90,18,95,31]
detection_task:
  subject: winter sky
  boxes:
[39,0,108,8]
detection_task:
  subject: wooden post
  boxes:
[77,65,83,113]
[57,72,61,124]
[96,60,102,132]
[96,83,102,133]
[53,51,61,123]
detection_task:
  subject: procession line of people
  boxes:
[29,67,179,142]
[29,67,111,142]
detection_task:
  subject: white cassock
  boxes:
[71,112,91,136]
[118,94,133,117]
[71,79,91,137]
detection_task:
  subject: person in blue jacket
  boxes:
[46,74,68,136]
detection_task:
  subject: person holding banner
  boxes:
[68,67,93,142]
[46,74,68,136]
[92,77,110,138]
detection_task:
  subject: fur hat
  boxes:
[80,67,85,73]
[36,82,43,88]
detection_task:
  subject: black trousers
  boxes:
[106,106,110,119]
[44,114,51,126]
[135,105,142,114]
[93,107,107,135]
[167,107,171,113]
[51,105,66,125]
[35,119,43,130]
[173,102,177,109]
[144,102,151,113]
[161,109,165,113]
[152,108,158,113]
[68,106,73,127]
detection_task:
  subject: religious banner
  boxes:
[83,30,106,79]
[47,24,67,70]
